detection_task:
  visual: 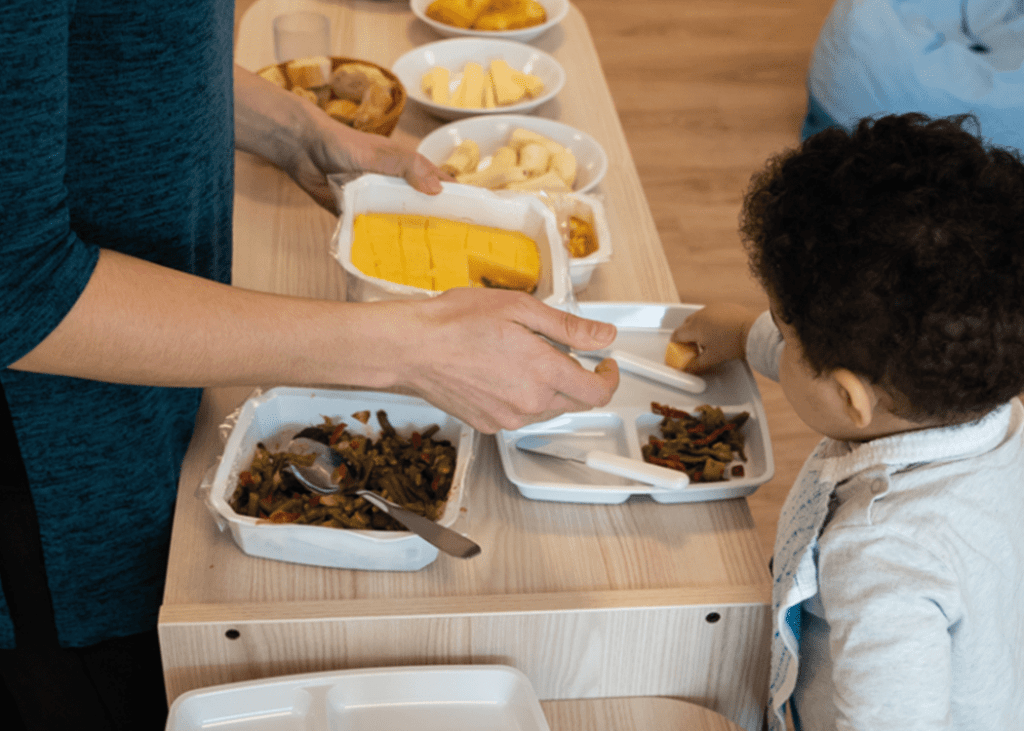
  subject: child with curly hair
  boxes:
[672,113,1024,730]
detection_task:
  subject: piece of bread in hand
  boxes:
[665,341,698,371]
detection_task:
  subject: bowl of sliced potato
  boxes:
[256,56,406,136]
[393,38,564,121]
[411,0,568,42]
[417,114,608,194]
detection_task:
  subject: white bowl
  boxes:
[328,173,573,308]
[392,38,565,121]
[411,0,569,42]
[206,388,478,572]
[417,114,609,194]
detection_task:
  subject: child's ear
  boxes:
[832,368,878,429]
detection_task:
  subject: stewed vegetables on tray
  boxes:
[229,410,457,531]
[641,402,749,482]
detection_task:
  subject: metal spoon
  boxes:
[283,439,481,559]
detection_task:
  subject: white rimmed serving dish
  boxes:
[392,38,565,121]
[417,114,609,194]
[497,302,775,504]
[165,665,551,731]
[329,173,573,308]
[411,0,569,43]
[206,387,477,571]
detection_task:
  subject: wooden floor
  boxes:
[572,0,835,557]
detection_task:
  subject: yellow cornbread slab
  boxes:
[350,212,540,293]
[467,254,537,291]
[350,216,381,277]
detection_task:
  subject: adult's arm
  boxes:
[9,251,618,433]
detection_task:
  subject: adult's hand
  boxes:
[383,289,620,433]
[291,109,450,211]
[233,64,450,212]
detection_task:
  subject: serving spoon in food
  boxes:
[283,438,481,559]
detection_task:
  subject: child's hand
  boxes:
[669,303,761,373]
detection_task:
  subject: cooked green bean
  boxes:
[641,402,749,482]
[228,410,457,530]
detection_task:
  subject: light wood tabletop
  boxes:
[158,3,771,730]
[544,696,745,731]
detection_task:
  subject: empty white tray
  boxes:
[166,665,551,731]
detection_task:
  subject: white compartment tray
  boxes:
[166,665,551,731]
[497,302,775,504]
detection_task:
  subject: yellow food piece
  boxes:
[566,215,598,258]
[291,86,319,105]
[509,127,564,156]
[441,139,480,176]
[511,70,545,96]
[425,0,491,28]
[489,59,526,105]
[504,169,571,193]
[483,78,497,108]
[517,142,550,177]
[257,65,288,87]
[446,128,580,192]
[421,66,451,105]
[428,0,547,31]
[665,341,699,371]
[549,148,577,188]
[422,60,543,109]
[456,165,527,189]
[350,213,541,293]
[451,61,486,108]
[484,0,548,29]
[284,56,332,88]
[352,84,393,130]
[325,98,359,122]
[331,63,394,102]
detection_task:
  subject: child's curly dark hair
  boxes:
[742,113,1024,423]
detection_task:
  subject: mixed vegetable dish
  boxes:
[641,402,749,482]
[229,410,457,530]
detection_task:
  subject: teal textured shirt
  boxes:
[0,0,234,646]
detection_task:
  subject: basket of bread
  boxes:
[257,56,407,136]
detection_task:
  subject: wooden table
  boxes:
[544,697,745,731]
[158,2,771,730]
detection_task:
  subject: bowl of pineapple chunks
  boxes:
[411,0,568,42]
[392,38,565,121]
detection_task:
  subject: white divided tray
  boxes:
[166,665,551,731]
[497,302,775,504]
[207,387,477,571]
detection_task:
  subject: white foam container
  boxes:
[206,387,477,571]
[330,174,572,308]
[166,665,551,731]
[555,192,612,292]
